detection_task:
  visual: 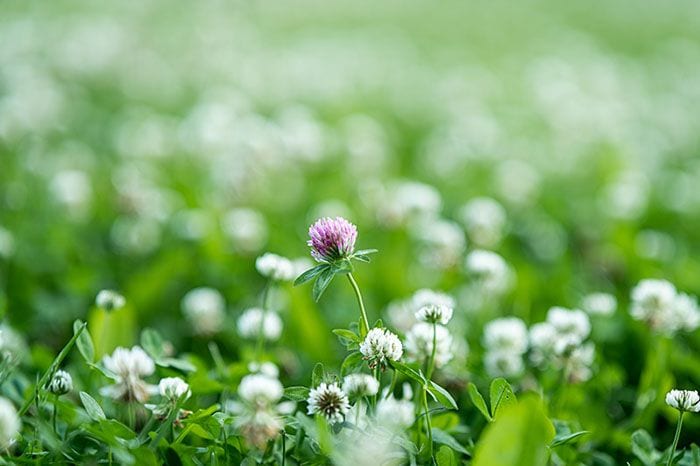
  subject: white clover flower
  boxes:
[665,390,700,413]
[181,287,226,335]
[307,382,350,425]
[465,249,512,293]
[546,307,591,343]
[528,322,558,367]
[238,374,284,405]
[458,197,507,247]
[415,304,453,325]
[673,293,700,333]
[255,253,295,281]
[159,377,191,401]
[412,218,466,269]
[342,373,379,398]
[221,208,268,253]
[247,361,280,378]
[50,169,92,216]
[564,343,595,383]
[484,351,525,378]
[581,292,617,316]
[95,289,126,312]
[100,346,156,403]
[376,395,415,431]
[48,370,73,396]
[385,298,417,334]
[483,317,528,355]
[404,322,453,368]
[359,328,403,369]
[630,279,677,324]
[412,289,456,310]
[0,397,20,449]
[237,308,282,341]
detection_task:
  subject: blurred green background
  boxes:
[1,0,700,460]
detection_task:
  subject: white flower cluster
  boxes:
[465,249,512,295]
[404,322,454,369]
[581,292,617,316]
[181,287,226,336]
[100,346,156,403]
[386,288,455,333]
[255,253,295,282]
[411,218,466,270]
[529,307,595,383]
[159,377,191,402]
[415,304,453,325]
[0,397,20,449]
[342,373,379,398]
[307,382,350,425]
[228,372,294,448]
[665,389,700,413]
[375,383,415,431]
[237,308,283,341]
[359,328,403,369]
[630,279,700,335]
[48,369,73,396]
[95,289,126,312]
[458,197,507,248]
[482,317,528,378]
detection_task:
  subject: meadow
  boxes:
[1,0,700,464]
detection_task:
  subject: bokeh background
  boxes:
[2,0,700,461]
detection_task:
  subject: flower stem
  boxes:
[422,387,434,461]
[426,323,438,381]
[255,281,272,361]
[347,273,370,336]
[52,396,58,436]
[667,411,684,466]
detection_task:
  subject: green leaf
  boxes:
[340,352,364,377]
[312,363,325,387]
[284,386,311,402]
[80,391,106,421]
[140,328,165,360]
[294,264,328,286]
[472,394,555,466]
[74,319,95,364]
[312,267,335,302]
[432,428,470,455]
[354,249,378,256]
[436,445,458,466]
[631,429,662,466]
[332,329,361,344]
[550,430,590,448]
[390,361,426,385]
[468,383,492,422]
[489,378,517,419]
[427,381,458,410]
[157,357,196,373]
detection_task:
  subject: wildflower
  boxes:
[404,322,453,368]
[412,218,466,269]
[484,351,525,378]
[581,292,617,316]
[458,197,507,247]
[255,253,295,281]
[100,346,156,403]
[630,279,677,332]
[376,383,415,430]
[181,287,225,335]
[359,328,403,369]
[546,307,590,343]
[666,390,700,413]
[483,317,528,355]
[528,322,558,367]
[48,370,73,396]
[307,382,350,425]
[236,308,282,341]
[412,289,456,310]
[416,304,453,325]
[247,361,279,378]
[159,377,191,402]
[342,373,379,398]
[0,397,20,449]
[564,343,595,383]
[307,217,357,263]
[228,374,293,448]
[95,289,126,312]
[673,293,700,332]
[465,249,512,294]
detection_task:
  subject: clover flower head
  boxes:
[100,346,156,403]
[307,382,350,424]
[95,289,126,312]
[465,249,512,293]
[238,374,284,406]
[359,328,403,369]
[181,287,226,335]
[237,308,283,341]
[159,377,191,402]
[546,307,590,343]
[484,351,525,378]
[0,397,20,450]
[404,322,453,368]
[416,304,453,325]
[48,370,73,396]
[342,373,379,398]
[256,253,295,281]
[665,389,700,413]
[483,317,528,355]
[307,217,357,263]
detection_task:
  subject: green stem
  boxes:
[667,411,684,466]
[372,367,379,409]
[255,281,272,361]
[386,369,398,400]
[426,323,438,381]
[347,273,370,336]
[281,430,286,466]
[52,396,58,437]
[422,388,434,461]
